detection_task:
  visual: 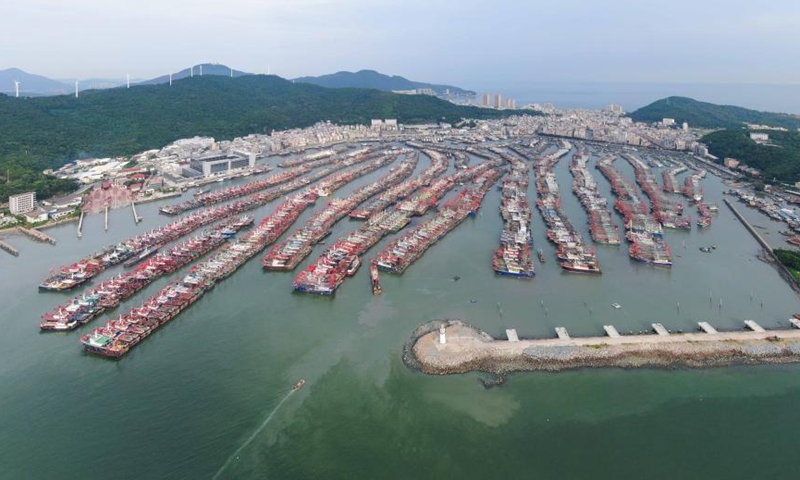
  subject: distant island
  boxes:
[629,96,800,130]
[293,69,474,97]
[0,74,504,200]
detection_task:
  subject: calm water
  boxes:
[2,146,800,479]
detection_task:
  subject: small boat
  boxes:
[293,379,305,391]
[611,303,621,309]
[452,275,461,281]
[537,249,546,263]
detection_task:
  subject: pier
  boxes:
[0,238,19,256]
[408,320,800,374]
[18,227,56,245]
[505,329,519,342]
[555,327,570,340]
[698,321,718,334]
[131,202,141,224]
[603,325,621,338]
[744,320,766,332]
[652,323,670,336]
[105,206,109,232]
[790,318,800,329]
[77,211,84,238]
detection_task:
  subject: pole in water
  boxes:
[212,388,297,480]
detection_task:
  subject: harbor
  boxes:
[4,138,800,479]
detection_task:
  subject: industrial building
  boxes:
[185,151,256,177]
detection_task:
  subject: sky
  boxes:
[2,0,800,87]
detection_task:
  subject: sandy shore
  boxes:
[406,320,800,374]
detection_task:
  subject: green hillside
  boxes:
[630,96,800,130]
[703,129,800,181]
[0,75,505,199]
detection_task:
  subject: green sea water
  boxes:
[1,146,799,479]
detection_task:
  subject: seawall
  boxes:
[407,320,800,374]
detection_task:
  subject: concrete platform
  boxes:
[790,319,800,329]
[652,323,670,336]
[698,321,718,334]
[603,325,621,338]
[744,320,766,332]
[506,329,519,342]
[555,327,570,340]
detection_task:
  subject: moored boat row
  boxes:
[349,149,449,219]
[491,147,534,278]
[597,156,672,267]
[40,216,254,331]
[41,151,399,292]
[375,169,500,275]
[534,142,601,274]
[293,160,502,295]
[570,148,620,245]
[80,192,317,357]
[263,153,417,270]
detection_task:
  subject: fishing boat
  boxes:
[123,246,159,268]
[293,379,305,391]
[611,303,621,309]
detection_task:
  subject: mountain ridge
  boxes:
[629,96,800,130]
[293,69,474,96]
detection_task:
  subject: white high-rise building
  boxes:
[9,191,36,215]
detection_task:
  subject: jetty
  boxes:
[0,238,19,256]
[407,320,800,374]
[131,202,141,224]
[18,227,56,245]
[77,211,84,238]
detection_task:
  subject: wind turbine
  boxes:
[200,64,203,76]
[230,67,233,78]
[126,74,130,89]
[169,73,173,86]
[14,80,20,98]
[75,80,79,98]
[191,66,194,78]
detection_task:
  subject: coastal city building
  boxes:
[482,93,491,107]
[750,132,769,142]
[494,93,503,108]
[9,191,36,215]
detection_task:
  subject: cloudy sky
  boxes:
[3,0,799,86]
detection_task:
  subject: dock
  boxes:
[77,211,84,238]
[18,227,56,245]
[0,238,19,256]
[698,321,718,334]
[131,202,141,224]
[744,320,766,332]
[603,325,621,338]
[104,206,109,232]
[652,323,670,336]
[506,329,519,342]
[555,327,570,340]
[790,318,800,330]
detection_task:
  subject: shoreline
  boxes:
[406,320,800,374]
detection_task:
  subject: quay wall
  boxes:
[724,198,800,293]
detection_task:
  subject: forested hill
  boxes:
[293,70,474,96]
[702,129,800,182]
[0,74,504,199]
[629,97,800,130]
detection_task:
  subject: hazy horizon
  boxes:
[3,0,799,86]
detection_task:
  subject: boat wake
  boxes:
[211,388,296,480]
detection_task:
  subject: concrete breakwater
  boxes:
[406,320,800,374]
